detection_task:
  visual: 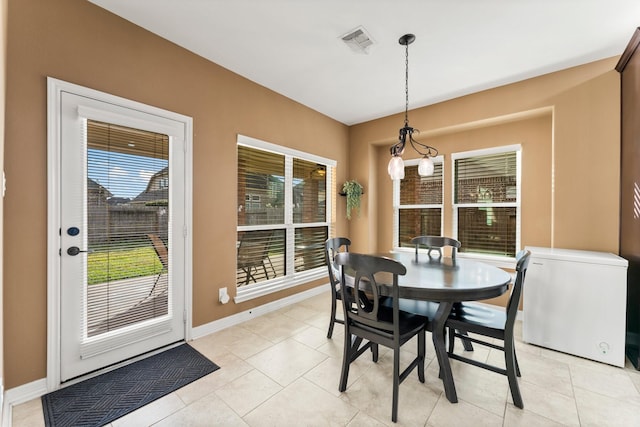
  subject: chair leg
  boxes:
[505,337,523,408]
[418,330,425,383]
[392,347,400,423]
[242,267,252,286]
[147,271,162,298]
[514,348,521,377]
[459,330,474,351]
[327,297,337,338]
[339,331,352,392]
[371,343,378,363]
[266,255,277,277]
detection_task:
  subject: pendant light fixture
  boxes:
[388,34,438,180]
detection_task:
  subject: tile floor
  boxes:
[11,291,640,426]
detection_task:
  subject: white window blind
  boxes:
[394,160,443,248]
[85,120,171,337]
[453,147,520,257]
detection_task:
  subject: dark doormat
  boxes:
[42,344,220,427]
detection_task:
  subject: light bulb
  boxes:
[388,156,405,180]
[418,156,434,176]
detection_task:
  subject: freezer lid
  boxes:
[524,246,629,267]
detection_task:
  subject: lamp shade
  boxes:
[418,156,435,176]
[388,156,405,180]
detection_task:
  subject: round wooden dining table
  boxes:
[376,251,513,404]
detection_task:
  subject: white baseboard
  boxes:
[3,378,48,427]
[191,284,327,339]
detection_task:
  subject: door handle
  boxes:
[67,246,89,256]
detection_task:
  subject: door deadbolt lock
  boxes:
[67,246,88,256]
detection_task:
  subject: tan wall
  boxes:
[3,0,349,389]
[2,0,624,391]
[350,57,621,255]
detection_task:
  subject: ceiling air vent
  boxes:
[341,26,375,54]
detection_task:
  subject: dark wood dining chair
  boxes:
[445,250,531,409]
[323,237,351,338]
[411,235,461,261]
[335,252,429,423]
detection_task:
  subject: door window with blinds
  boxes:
[237,135,335,300]
[86,120,170,336]
[393,158,444,248]
[453,145,521,258]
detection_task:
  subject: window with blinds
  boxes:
[395,161,443,248]
[453,147,520,257]
[237,140,334,291]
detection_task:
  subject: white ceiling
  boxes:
[88,0,640,125]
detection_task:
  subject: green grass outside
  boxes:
[88,246,164,285]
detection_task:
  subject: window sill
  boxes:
[234,267,327,303]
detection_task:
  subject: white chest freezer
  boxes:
[523,246,628,367]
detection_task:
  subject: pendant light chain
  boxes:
[404,41,410,127]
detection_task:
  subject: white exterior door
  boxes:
[54,85,189,382]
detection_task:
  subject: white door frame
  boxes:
[46,77,193,390]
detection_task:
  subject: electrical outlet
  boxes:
[218,287,230,304]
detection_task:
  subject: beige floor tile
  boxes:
[214,369,283,416]
[291,323,333,349]
[573,386,640,427]
[303,310,336,331]
[243,377,359,426]
[154,392,249,427]
[303,352,373,397]
[446,359,509,417]
[503,405,564,426]
[490,348,574,398]
[627,367,640,394]
[279,303,323,322]
[196,324,275,360]
[11,398,45,427]
[339,363,440,426]
[296,292,331,310]
[426,397,503,427]
[239,311,312,343]
[517,381,580,426]
[246,338,328,386]
[175,352,253,405]
[346,411,388,427]
[111,393,185,427]
[570,362,640,404]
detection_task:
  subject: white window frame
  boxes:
[235,135,336,303]
[393,155,444,251]
[451,144,521,268]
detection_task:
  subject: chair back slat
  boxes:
[335,252,406,331]
[411,235,461,260]
[238,230,273,262]
[324,237,350,288]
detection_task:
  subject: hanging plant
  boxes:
[342,180,363,220]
